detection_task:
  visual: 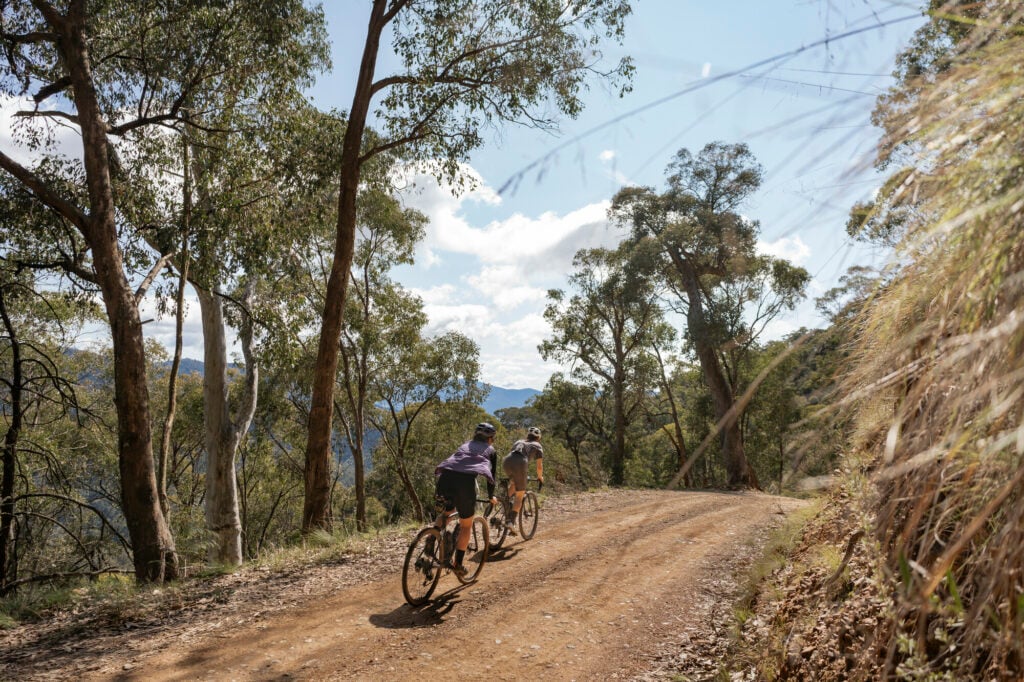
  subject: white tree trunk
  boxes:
[196,285,258,566]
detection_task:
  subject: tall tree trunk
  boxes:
[0,286,21,590]
[654,347,692,487]
[338,349,368,532]
[611,367,627,485]
[353,429,367,531]
[59,5,177,581]
[303,0,388,532]
[392,452,425,524]
[196,285,258,566]
[157,137,192,523]
[570,436,586,487]
[681,270,757,489]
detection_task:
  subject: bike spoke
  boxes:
[402,527,441,605]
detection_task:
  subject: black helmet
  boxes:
[527,426,542,439]
[474,422,497,437]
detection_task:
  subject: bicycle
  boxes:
[401,509,490,606]
[484,477,540,550]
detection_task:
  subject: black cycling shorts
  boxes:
[502,453,528,491]
[435,469,477,519]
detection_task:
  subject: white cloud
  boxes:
[761,317,799,340]
[394,164,634,386]
[138,291,213,361]
[471,312,561,389]
[420,302,491,338]
[598,147,632,186]
[412,283,457,305]
[466,265,547,311]
[758,235,811,265]
[398,164,624,350]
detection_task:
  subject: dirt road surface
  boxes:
[1,489,805,681]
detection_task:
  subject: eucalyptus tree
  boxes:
[540,246,663,485]
[303,0,634,531]
[179,106,333,566]
[369,330,484,522]
[532,374,603,486]
[0,0,326,582]
[336,188,427,531]
[641,323,692,482]
[610,142,808,489]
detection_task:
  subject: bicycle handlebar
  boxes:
[496,477,543,490]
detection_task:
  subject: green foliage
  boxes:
[379,0,633,187]
[541,246,665,484]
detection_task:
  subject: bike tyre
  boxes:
[519,491,539,540]
[488,498,510,549]
[456,516,490,584]
[402,526,442,606]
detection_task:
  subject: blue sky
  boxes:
[302,1,926,389]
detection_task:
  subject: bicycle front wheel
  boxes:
[519,491,539,540]
[402,526,442,606]
[456,516,490,584]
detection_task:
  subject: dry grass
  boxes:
[733,5,1024,679]
[837,3,1024,677]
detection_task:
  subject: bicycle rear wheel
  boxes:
[402,526,442,606]
[456,516,490,584]
[519,491,539,540]
[487,498,510,549]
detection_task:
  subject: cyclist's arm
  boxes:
[536,457,543,483]
[486,448,497,499]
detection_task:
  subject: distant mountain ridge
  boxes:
[167,359,539,411]
[481,384,540,413]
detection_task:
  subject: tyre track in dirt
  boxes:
[95,490,804,681]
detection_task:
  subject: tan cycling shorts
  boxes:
[502,453,528,491]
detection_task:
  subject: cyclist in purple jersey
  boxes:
[502,426,543,534]
[432,422,498,575]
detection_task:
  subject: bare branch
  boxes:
[382,0,410,24]
[14,491,132,552]
[14,107,80,126]
[32,75,71,103]
[134,251,177,303]
[0,150,90,234]
[1,30,57,44]
[28,0,63,27]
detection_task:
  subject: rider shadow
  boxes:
[369,587,467,630]
[485,546,521,563]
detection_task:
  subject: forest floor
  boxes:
[0,488,807,681]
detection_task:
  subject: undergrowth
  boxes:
[0,521,413,629]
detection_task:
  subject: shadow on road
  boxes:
[485,547,521,563]
[370,586,470,629]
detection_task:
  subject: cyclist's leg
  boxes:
[431,471,461,557]
[455,516,474,551]
[503,455,528,514]
[449,472,477,570]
